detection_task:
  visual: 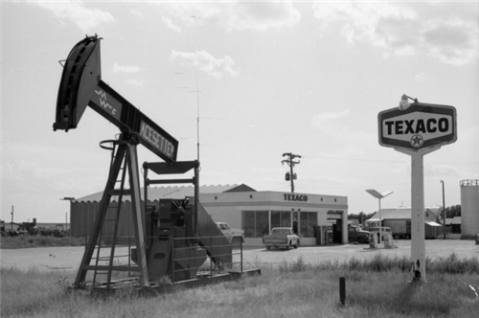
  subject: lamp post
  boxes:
[366,189,393,244]
[440,180,446,239]
[11,206,14,231]
[60,197,75,232]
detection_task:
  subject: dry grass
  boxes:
[278,253,479,275]
[1,235,84,249]
[2,255,479,318]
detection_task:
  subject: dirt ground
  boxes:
[1,240,478,272]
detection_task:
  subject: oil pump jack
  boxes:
[54,35,258,292]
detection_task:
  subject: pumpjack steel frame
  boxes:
[74,136,150,288]
[55,35,260,292]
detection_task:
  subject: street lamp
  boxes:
[366,189,393,244]
[60,197,75,232]
[398,94,418,110]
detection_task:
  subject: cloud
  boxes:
[162,17,182,33]
[312,2,478,66]
[113,63,140,73]
[310,110,378,153]
[170,50,240,79]
[131,7,144,19]
[311,110,350,128]
[415,72,425,83]
[156,1,300,31]
[126,79,143,86]
[425,163,461,178]
[32,1,115,33]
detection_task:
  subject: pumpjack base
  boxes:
[76,268,261,296]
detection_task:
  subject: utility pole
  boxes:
[11,206,14,231]
[282,153,301,193]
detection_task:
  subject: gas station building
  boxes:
[70,184,348,247]
[200,189,348,246]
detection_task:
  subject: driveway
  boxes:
[1,240,477,272]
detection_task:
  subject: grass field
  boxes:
[0,235,84,249]
[1,255,478,318]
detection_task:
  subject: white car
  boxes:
[263,227,300,250]
[215,222,244,245]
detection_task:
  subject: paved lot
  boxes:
[1,240,478,272]
[242,240,479,268]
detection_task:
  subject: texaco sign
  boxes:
[378,103,457,150]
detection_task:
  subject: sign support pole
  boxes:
[396,146,439,282]
[410,150,426,281]
[379,98,457,283]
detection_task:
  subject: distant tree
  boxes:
[437,205,461,223]
[348,212,374,224]
[445,205,460,218]
[348,214,360,220]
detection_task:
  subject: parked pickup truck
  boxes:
[348,225,370,244]
[263,227,299,250]
[215,222,244,245]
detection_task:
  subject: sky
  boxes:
[2,1,478,223]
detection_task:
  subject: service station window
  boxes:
[271,211,292,229]
[243,211,269,238]
[300,212,317,238]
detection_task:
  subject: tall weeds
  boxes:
[278,253,479,275]
[2,254,478,318]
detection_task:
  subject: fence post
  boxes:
[339,277,346,306]
[128,236,131,277]
[171,237,175,283]
[210,236,213,278]
[240,239,243,273]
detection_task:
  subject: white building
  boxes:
[201,189,348,246]
[71,184,348,246]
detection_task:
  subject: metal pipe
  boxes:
[441,180,446,239]
[194,161,199,239]
[240,239,243,273]
[147,178,195,185]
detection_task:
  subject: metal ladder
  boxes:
[73,136,150,291]
[89,140,136,291]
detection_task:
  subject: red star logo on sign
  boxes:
[410,134,424,148]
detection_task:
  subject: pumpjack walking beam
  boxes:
[54,35,178,164]
[54,35,179,289]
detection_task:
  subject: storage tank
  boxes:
[460,179,479,239]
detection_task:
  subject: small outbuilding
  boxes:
[451,216,462,234]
